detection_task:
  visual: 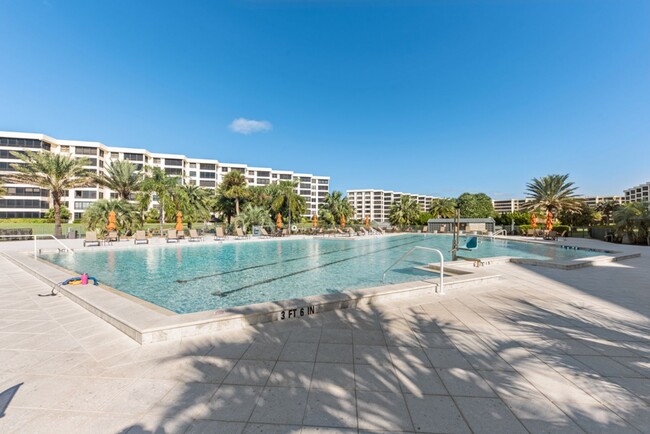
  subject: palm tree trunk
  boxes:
[53,194,62,238]
[235,197,240,215]
[159,197,164,235]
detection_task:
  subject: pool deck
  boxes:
[1,236,650,433]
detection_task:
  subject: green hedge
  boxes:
[519,224,570,235]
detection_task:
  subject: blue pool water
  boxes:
[41,235,606,314]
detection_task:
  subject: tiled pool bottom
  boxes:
[40,234,608,314]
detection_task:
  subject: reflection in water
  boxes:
[107,251,115,273]
[146,247,156,274]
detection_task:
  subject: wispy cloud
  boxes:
[229,118,272,135]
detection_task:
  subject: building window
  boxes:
[165,158,183,166]
[199,180,215,187]
[164,168,183,176]
[200,172,216,179]
[73,201,94,210]
[189,163,196,168]
[74,190,97,199]
[200,163,216,171]
[153,158,161,164]
[123,153,144,161]
[279,174,292,180]
[221,167,229,172]
[75,146,97,155]
[0,199,49,209]
[189,171,197,177]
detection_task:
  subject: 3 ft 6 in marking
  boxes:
[280,306,315,320]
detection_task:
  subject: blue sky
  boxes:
[1,0,648,199]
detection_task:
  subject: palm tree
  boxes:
[181,184,211,228]
[614,202,649,244]
[271,180,306,231]
[523,174,582,219]
[94,160,143,200]
[318,191,353,226]
[141,167,179,234]
[429,198,457,218]
[82,199,142,235]
[595,200,621,225]
[235,203,273,233]
[388,196,421,227]
[221,171,249,215]
[212,184,237,224]
[6,151,93,237]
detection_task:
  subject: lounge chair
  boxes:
[214,226,226,241]
[526,229,535,237]
[283,228,290,237]
[336,228,345,237]
[544,230,559,241]
[235,228,248,239]
[347,228,357,237]
[360,227,369,236]
[83,231,101,247]
[375,227,385,235]
[134,230,148,244]
[188,229,203,242]
[260,227,271,238]
[166,229,179,243]
[422,226,428,233]
[106,231,119,243]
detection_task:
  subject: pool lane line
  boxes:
[212,235,431,297]
[176,234,423,284]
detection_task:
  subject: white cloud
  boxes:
[229,118,272,135]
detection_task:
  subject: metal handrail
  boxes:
[382,246,445,294]
[493,229,508,237]
[0,234,74,257]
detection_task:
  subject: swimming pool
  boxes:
[41,235,606,314]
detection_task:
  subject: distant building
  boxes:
[624,181,650,203]
[493,196,623,214]
[346,189,436,223]
[0,131,330,221]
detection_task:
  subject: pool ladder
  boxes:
[382,246,445,294]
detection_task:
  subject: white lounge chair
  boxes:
[84,231,101,247]
[166,229,179,243]
[214,226,226,241]
[235,228,248,239]
[188,229,203,242]
[134,230,148,244]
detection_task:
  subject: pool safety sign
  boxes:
[280,306,316,320]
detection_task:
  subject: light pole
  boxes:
[452,205,460,261]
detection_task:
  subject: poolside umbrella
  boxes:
[546,211,553,231]
[312,214,317,227]
[276,213,283,229]
[106,210,117,232]
[175,212,183,231]
[365,216,370,228]
[340,214,346,228]
[530,213,537,229]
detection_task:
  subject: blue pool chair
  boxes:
[459,236,478,251]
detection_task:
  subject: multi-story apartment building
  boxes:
[0,131,330,221]
[493,196,623,214]
[346,189,436,223]
[624,182,650,203]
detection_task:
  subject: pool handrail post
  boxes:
[382,246,444,295]
[0,234,74,258]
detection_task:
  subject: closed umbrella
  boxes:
[312,214,317,227]
[365,216,369,228]
[175,212,183,231]
[276,213,283,229]
[546,211,553,231]
[530,213,537,229]
[106,210,117,232]
[340,214,346,228]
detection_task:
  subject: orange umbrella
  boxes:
[106,210,117,231]
[312,214,317,227]
[365,216,369,228]
[546,211,553,231]
[175,211,183,231]
[340,214,346,227]
[276,213,283,229]
[530,213,537,229]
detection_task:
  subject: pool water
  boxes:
[41,235,605,314]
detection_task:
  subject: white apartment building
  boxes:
[346,189,436,223]
[493,196,623,214]
[624,181,650,203]
[0,132,330,221]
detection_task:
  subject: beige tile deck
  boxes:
[0,237,649,433]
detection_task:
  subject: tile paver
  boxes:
[1,238,649,433]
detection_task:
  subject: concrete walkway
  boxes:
[1,238,649,433]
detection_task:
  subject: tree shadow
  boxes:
[115,256,650,433]
[0,383,22,418]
